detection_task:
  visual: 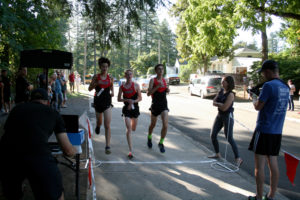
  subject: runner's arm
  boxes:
[56,133,76,157]
[110,77,114,97]
[147,78,160,96]
[88,75,97,91]
[135,83,142,103]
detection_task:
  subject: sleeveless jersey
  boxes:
[216,89,234,114]
[121,82,136,99]
[152,78,167,106]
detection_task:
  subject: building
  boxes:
[166,59,188,75]
[210,48,261,74]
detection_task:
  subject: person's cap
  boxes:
[31,88,48,101]
[257,60,278,73]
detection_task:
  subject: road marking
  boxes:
[97,160,216,165]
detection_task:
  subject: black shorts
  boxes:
[149,104,169,117]
[3,92,10,102]
[122,105,140,118]
[0,155,63,200]
[94,96,112,113]
[248,130,282,156]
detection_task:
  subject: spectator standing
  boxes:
[38,68,47,90]
[0,88,76,200]
[208,76,243,167]
[49,73,57,109]
[15,67,33,104]
[55,72,64,112]
[75,74,81,93]
[248,60,290,200]
[287,79,295,111]
[1,69,11,113]
[60,71,67,108]
[69,72,75,93]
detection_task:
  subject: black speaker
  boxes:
[20,49,73,69]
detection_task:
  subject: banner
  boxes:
[284,151,299,186]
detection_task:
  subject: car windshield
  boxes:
[208,78,222,85]
[167,74,179,78]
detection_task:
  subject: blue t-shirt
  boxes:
[55,79,62,94]
[256,79,289,134]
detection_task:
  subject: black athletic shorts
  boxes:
[94,96,113,113]
[122,105,140,118]
[0,155,63,200]
[248,130,282,156]
[3,92,10,102]
[149,103,169,117]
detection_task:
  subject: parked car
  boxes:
[137,78,150,93]
[166,74,180,85]
[84,74,93,84]
[188,76,222,98]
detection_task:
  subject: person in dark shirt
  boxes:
[0,88,76,200]
[208,76,243,167]
[1,69,11,112]
[15,67,33,104]
[38,68,48,90]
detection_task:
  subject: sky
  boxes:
[157,1,285,47]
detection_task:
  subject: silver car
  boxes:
[137,78,150,93]
[188,76,222,98]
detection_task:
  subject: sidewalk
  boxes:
[86,90,290,200]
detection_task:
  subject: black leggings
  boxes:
[210,112,240,159]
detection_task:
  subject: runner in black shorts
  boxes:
[147,64,170,153]
[117,69,142,159]
[88,57,114,154]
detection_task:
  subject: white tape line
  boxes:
[98,160,216,165]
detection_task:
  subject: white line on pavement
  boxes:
[97,160,216,165]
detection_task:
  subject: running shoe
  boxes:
[248,196,257,200]
[263,195,274,200]
[235,158,243,167]
[105,146,111,154]
[158,143,165,153]
[95,126,100,135]
[147,139,152,148]
[128,152,133,159]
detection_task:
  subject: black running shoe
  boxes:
[147,139,152,148]
[158,143,165,153]
[95,126,100,135]
[105,146,111,154]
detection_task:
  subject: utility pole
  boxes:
[93,20,97,75]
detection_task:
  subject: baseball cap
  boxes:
[257,60,278,73]
[31,88,48,101]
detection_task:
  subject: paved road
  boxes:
[166,85,300,200]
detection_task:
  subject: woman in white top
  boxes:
[75,74,81,93]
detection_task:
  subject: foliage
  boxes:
[248,51,300,91]
[179,64,194,82]
[130,51,158,76]
[280,19,300,56]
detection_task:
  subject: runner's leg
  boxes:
[160,110,168,140]
[131,118,138,131]
[103,107,112,147]
[124,117,132,152]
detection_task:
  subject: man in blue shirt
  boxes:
[248,60,290,200]
[55,72,64,112]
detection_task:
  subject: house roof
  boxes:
[234,48,261,58]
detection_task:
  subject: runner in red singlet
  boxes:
[88,57,114,154]
[117,69,142,159]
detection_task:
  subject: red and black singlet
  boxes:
[151,78,167,106]
[121,82,138,107]
[121,82,136,99]
[97,74,111,89]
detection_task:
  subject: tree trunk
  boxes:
[261,1,268,62]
